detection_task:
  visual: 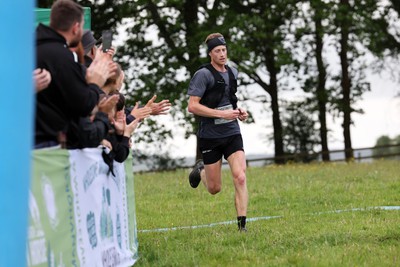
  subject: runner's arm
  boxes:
[188,95,240,120]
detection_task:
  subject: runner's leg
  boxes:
[201,159,222,195]
[227,150,248,216]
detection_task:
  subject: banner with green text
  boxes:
[27,148,138,267]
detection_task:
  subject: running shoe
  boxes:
[189,159,204,188]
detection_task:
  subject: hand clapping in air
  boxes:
[145,95,171,115]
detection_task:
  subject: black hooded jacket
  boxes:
[35,23,101,145]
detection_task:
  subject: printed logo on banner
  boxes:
[41,174,59,230]
[46,243,59,267]
[83,162,98,192]
[102,247,121,267]
[111,169,121,192]
[28,191,47,266]
[100,187,114,241]
[86,211,97,249]
[28,169,69,267]
[30,148,138,267]
[99,160,110,174]
[116,209,122,249]
[69,149,137,266]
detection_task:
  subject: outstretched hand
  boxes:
[124,117,141,137]
[112,110,126,135]
[130,102,152,120]
[98,94,119,115]
[144,95,171,115]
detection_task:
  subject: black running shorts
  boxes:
[198,134,244,165]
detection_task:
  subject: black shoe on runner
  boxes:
[189,159,204,188]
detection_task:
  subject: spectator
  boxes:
[81,29,97,67]
[102,93,140,175]
[101,63,123,95]
[64,40,119,149]
[35,0,111,148]
[66,94,119,149]
[70,41,85,64]
[80,32,171,122]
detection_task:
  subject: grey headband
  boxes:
[207,36,227,53]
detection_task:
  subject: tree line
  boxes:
[373,134,400,158]
[38,0,400,168]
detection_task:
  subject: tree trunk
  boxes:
[182,0,203,162]
[314,4,330,161]
[270,87,285,164]
[339,0,354,161]
[265,49,285,164]
[183,0,201,73]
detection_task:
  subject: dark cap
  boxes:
[81,30,97,55]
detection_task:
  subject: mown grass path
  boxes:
[133,160,400,266]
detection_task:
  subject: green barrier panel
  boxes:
[35,7,91,30]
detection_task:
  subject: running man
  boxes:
[187,33,249,231]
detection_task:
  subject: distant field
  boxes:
[133,160,400,266]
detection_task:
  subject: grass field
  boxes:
[133,160,400,266]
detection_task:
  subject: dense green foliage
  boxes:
[134,160,400,266]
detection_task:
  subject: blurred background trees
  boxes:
[372,135,400,158]
[37,0,400,167]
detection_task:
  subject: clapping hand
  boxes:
[145,95,171,115]
[124,117,141,137]
[112,110,126,135]
[98,94,119,115]
[130,102,152,120]
[86,50,112,87]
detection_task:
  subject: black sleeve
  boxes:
[124,107,136,124]
[111,135,130,163]
[56,59,100,117]
[78,112,111,148]
[126,114,136,124]
[125,106,133,116]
